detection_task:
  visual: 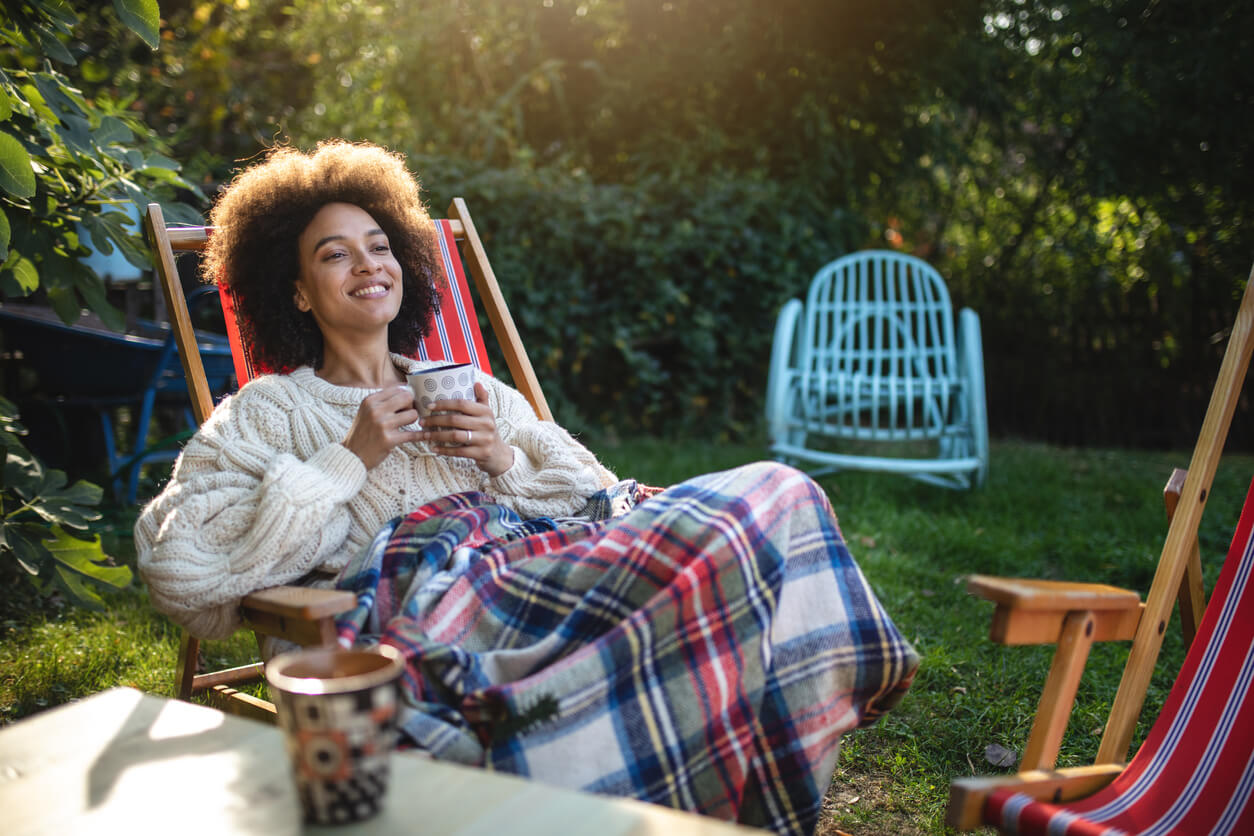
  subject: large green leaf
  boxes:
[0,209,9,262]
[15,82,55,127]
[35,0,79,28]
[0,395,26,434]
[48,526,131,610]
[2,436,40,493]
[5,254,38,293]
[45,285,81,325]
[139,166,184,186]
[46,526,129,586]
[97,209,150,269]
[0,131,36,198]
[27,475,103,530]
[56,114,94,156]
[54,564,107,609]
[32,23,76,65]
[113,0,160,49]
[79,212,114,256]
[12,460,64,503]
[71,266,126,332]
[0,87,11,122]
[32,73,86,123]
[94,115,133,147]
[160,201,204,226]
[141,151,179,170]
[2,524,49,576]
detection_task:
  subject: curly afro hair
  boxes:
[202,140,442,372]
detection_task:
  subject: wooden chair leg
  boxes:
[1020,610,1098,771]
[204,685,277,722]
[174,630,199,700]
[1164,468,1206,646]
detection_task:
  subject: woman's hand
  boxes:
[418,382,515,477]
[342,385,423,469]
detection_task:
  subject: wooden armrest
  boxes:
[240,585,357,619]
[967,575,1143,770]
[239,586,357,647]
[967,575,1143,645]
[967,576,1141,610]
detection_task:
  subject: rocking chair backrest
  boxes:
[802,250,960,442]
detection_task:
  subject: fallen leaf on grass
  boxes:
[985,743,1018,768]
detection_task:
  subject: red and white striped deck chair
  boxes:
[974,476,1254,834]
[948,265,1254,834]
[144,199,551,720]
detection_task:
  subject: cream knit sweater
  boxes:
[135,355,617,639]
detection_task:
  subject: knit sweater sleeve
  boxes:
[481,372,617,519]
[134,378,367,639]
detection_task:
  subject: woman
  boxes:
[137,142,616,640]
[135,141,917,835]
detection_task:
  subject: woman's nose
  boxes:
[352,251,381,273]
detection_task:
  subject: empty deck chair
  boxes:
[947,264,1254,834]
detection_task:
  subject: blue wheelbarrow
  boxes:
[0,287,235,504]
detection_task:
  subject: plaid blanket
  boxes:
[334,462,918,835]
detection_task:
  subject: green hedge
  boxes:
[416,158,865,440]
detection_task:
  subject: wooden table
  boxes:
[0,688,761,835]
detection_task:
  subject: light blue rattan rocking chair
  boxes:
[766,250,988,489]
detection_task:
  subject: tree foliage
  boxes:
[935,0,1254,444]
[0,0,203,327]
[0,0,197,606]
[1,395,131,609]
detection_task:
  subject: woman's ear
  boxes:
[293,283,311,312]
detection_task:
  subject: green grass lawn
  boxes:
[3,438,1249,835]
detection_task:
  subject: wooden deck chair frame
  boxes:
[946,264,1254,829]
[144,199,551,721]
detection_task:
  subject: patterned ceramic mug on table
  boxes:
[406,362,475,418]
[265,644,405,825]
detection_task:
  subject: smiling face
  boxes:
[292,202,404,340]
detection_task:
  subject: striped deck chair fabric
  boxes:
[218,219,493,385]
[985,475,1254,835]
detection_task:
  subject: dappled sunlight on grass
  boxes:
[0,588,179,725]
